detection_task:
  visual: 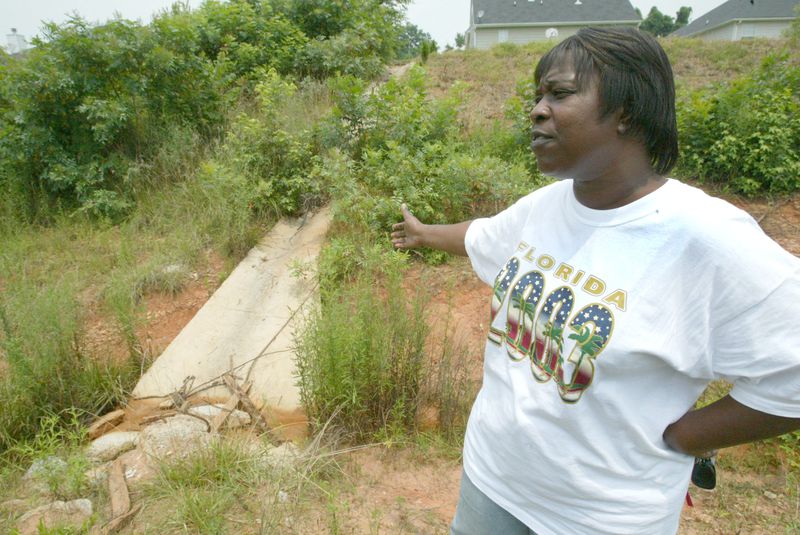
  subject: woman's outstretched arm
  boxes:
[391,204,472,256]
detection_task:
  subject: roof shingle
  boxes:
[672,0,799,36]
[472,0,641,26]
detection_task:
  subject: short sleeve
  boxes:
[713,270,800,418]
[465,192,535,285]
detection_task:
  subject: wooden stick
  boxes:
[222,375,270,435]
[108,459,130,518]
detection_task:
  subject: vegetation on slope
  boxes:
[1,8,800,530]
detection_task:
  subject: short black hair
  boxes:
[534,27,679,175]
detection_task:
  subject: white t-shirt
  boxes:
[463,178,800,535]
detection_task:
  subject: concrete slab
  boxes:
[132,206,331,410]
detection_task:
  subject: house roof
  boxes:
[471,0,641,26]
[672,0,799,36]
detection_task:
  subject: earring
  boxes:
[617,123,627,135]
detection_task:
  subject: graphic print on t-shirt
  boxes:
[488,242,625,403]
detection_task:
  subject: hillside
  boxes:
[2,31,800,533]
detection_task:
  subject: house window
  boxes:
[498,29,509,42]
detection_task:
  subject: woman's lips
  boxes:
[531,134,554,149]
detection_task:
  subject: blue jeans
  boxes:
[451,470,538,535]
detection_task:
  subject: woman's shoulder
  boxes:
[664,179,799,274]
[662,180,759,236]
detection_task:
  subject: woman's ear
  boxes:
[617,113,631,135]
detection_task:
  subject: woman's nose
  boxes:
[530,99,549,122]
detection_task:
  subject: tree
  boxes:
[675,6,692,29]
[396,23,432,59]
[640,6,676,37]
[419,39,438,63]
[640,5,693,36]
[455,32,465,49]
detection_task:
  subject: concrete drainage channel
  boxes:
[133,205,331,420]
[3,207,332,534]
[8,66,418,534]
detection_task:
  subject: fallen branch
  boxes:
[222,374,271,437]
[210,381,252,433]
[90,459,139,535]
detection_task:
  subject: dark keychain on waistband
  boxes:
[691,456,717,490]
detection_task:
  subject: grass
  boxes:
[423,37,796,133]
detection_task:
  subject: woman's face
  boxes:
[530,62,625,182]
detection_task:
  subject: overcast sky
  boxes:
[3,1,727,49]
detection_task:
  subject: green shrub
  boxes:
[191,0,307,80]
[223,70,324,216]
[0,16,225,220]
[296,31,387,80]
[319,67,535,259]
[289,0,405,79]
[677,53,800,194]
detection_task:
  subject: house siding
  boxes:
[473,23,638,49]
[689,19,792,40]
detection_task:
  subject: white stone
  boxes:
[87,431,140,462]
[23,456,67,481]
[116,449,157,487]
[139,414,210,460]
[188,404,252,429]
[16,499,93,535]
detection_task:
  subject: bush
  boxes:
[295,261,428,440]
[677,53,800,194]
[191,0,307,80]
[0,16,225,220]
[320,67,536,260]
[222,70,324,216]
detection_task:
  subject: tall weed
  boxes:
[0,283,137,454]
[295,261,428,440]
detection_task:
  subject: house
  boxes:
[671,0,799,41]
[5,28,29,55]
[465,0,641,50]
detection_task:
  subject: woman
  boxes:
[391,27,800,534]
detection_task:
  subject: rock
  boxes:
[188,404,252,429]
[87,409,126,439]
[116,449,157,487]
[16,499,93,535]
[84,462,112,487]
[23,456,67,481]
[87,431,140,462]
[139,415,210,461]
[764,490,779,500]
[263,443,301,470]
[0,499,28,515]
